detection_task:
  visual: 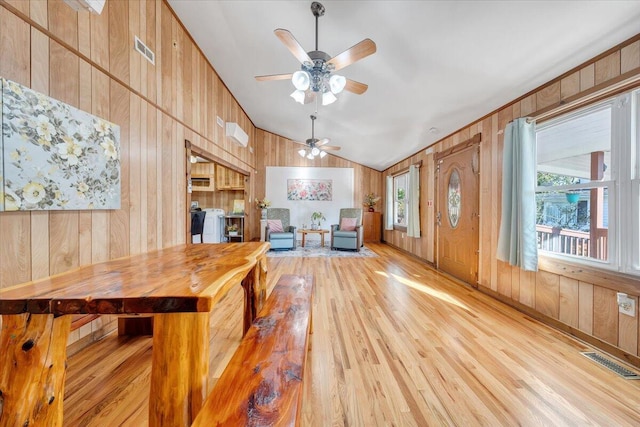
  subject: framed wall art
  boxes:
[287,178,332,201]
[1,77,121,211]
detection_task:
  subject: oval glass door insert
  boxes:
[448,169,461,228]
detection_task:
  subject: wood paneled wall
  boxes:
[0,0,259,345]
[252,129,383,240]
[383,35,640,366]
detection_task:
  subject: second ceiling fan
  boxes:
[295,115,340,160]
[255,1,376,106]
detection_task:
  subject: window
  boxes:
[393,172,409,228]
[535,90,639,275]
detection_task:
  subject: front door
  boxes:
[436,144,479,286]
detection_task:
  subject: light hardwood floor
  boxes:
[64,243,640,426]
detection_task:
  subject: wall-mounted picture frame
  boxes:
[1,77,121,211]
[287,179,332,201]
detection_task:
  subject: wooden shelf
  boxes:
[191,174,215,192]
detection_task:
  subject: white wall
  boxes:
[266,167,354,241]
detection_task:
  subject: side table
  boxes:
[297,229,329,247]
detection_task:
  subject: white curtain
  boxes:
[385,175,393,230]
[496,118,538,271]
[407,165,421,237]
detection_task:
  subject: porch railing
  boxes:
[536,224,608,261]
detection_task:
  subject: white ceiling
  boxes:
[167,1,640,171]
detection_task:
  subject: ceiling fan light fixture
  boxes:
[298,149,307,158]
[311,147,320,156]
[292,70,310,91]
[290,89,306,104]
[322,91,337,106]
[306,153,315,160]
[319,150,327,158]
[329,74,346,94]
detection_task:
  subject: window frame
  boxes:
[625,90,639,273]
[393,171,409,230]
[534,90,640,275]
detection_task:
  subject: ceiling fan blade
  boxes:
[327,38,376,71]
[316,138,331,146]
[274,29,312,64]
[322,145,341,151]
[344,79,368,95]
[292,140,308,146]
[255,73,293,81]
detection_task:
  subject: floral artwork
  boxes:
[1,77,120,211]
[287,179,332,201]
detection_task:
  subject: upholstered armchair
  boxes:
[265,208,296,250]
[331,208,363,251]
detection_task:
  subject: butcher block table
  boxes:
[0,242,269,427]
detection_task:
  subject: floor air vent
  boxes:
[581,352,640,379]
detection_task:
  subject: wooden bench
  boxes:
[192,274,314,426]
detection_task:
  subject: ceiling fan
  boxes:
[255,1,376,106]
[295,115,340,159]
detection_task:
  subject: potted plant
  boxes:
[310,211,325,230]
[227,224,239,236]
[363,193,381,212]
[565,191,580,204]
[255,197,271,219]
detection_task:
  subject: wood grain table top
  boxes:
[0,242,269,315]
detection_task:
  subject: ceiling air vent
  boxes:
[134,36,155,65]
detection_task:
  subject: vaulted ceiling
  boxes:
[168,1,640,171]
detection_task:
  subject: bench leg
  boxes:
[149,312,209,427]
[241,255,267,335]
[0,313,71,427]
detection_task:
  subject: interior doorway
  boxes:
[185,141,249,243]
[435,135,480,286]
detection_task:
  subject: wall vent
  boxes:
[134,36,155,65]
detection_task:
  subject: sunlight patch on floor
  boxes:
[375,270,470,310]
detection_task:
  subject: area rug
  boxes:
[266,241,378,258]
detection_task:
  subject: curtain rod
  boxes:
[525,72,640,124]
[389,161,421,178]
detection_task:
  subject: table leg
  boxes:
[241,254,267,335]
[149,312,209,427]
[301,232,306,247]
[0,313,71,426]
[321,232,325,247]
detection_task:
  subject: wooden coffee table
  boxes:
[297,229,329,247]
